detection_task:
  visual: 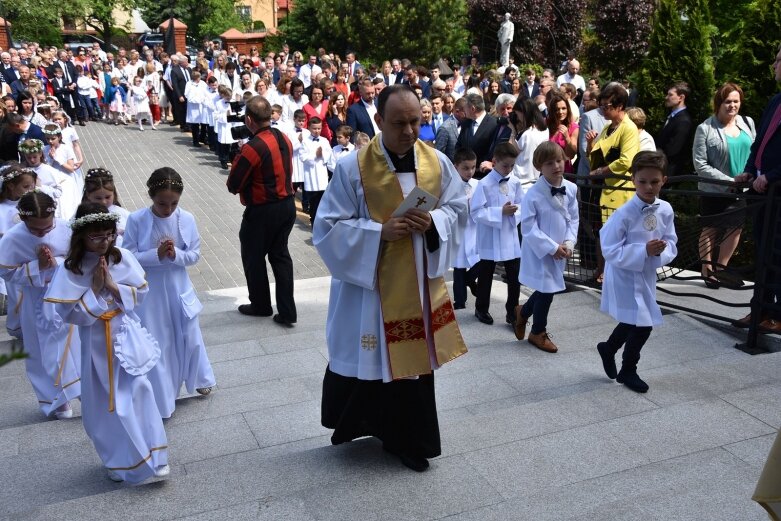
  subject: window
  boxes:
[236,6,252,18]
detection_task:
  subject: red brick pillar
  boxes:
[159,18,188,55]
[0,18,11,51]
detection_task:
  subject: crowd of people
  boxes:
[0,37,779,475]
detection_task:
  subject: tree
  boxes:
[635,0,715,134]
[138,0,245,40]
[270,0,469,65]
[716,0,781,120]
[2,0,73,45]
[585,0,655,80]
[467,0,586,68]
[79,0,138,49]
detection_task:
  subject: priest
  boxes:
[313,84,468,472]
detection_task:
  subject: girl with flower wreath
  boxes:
[0,190,81,419]
[0,163,37,338]
[41,125,82,219]
[44,203,169,483]
[18,139,77,220]
[123,167,216,419]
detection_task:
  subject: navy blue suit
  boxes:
[346,101,376,139]
[520,81,540,100]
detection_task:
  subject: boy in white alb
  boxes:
[597,151,677,393]
[326,125,354,177]
[470,142,524,326]
[515,142,579,353]
[301,117,332,224]
[289,109,311,212]
[451,148,479,309]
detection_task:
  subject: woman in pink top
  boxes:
[547,92,579,173]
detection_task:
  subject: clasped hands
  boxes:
[157,239,176,261]
[37,245,56,270]
[646,239,667,257]
[381,208,432,242]
[91,256,120,299]
[733,172,767,193]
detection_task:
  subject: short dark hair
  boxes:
[308,116,322,126]
[493,141,520,161]
[376,84,416,118]
[453,148,477,165]
[599,82,629,111]
[669,81,691,100]
[631,150,668,177]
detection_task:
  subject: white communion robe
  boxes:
[470,169,524,262]
[600,195,677,327]
[519,177,579,293]
[452,177,479,269]
[33,163,79,220]
[45,250,168,484]
[0,220,81,416]
[301,135,332,192]
[185,80,210,125]
[123,207,215,418]
[312,137,467,383]
[108,204,130,248]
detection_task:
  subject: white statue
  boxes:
[497,13,514,68]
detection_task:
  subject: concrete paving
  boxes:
[0,122,776,520]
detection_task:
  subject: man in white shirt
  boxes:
[299,55,322,89]
[556,59,586,93]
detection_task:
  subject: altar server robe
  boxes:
[470,170,524,262]
[301,134,332,192]
[519,177,579,293]
[452,177,479,269]
[312,139,466,382]
[600,195,677,327]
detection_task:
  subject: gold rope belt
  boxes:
[99,309,122,412]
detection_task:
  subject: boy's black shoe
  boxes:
[453,302,465,310]
[597,342,618,379]
[466,280,478,296]
[474,310,493,325]
[616,370,649,393]
[505,313,515,326]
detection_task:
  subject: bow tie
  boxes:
[498,177,509,184]
[271,121,278,126]
[295,128,302,132]
[550,186,566,196]
[311,136,319,141]
[642,203,660,213]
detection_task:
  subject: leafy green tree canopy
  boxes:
[138,0,245,40]
[635,0,715,134]
[270,0,469,66]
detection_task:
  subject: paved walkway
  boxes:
[0,121,777,520]
[76,121,329,291]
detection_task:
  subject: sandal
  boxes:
[702,270,720,289]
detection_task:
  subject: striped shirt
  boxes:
[226,127,294,206]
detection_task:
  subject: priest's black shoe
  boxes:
[238,304,272,317]
[475,310,494,325]
[399,453,429,472]
[597,342,617,379]
[616,370,649,393]
[384,447,429,472]
[273,314,296,328]
[453,302,465,310]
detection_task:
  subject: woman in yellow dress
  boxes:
[587,82,640,282]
